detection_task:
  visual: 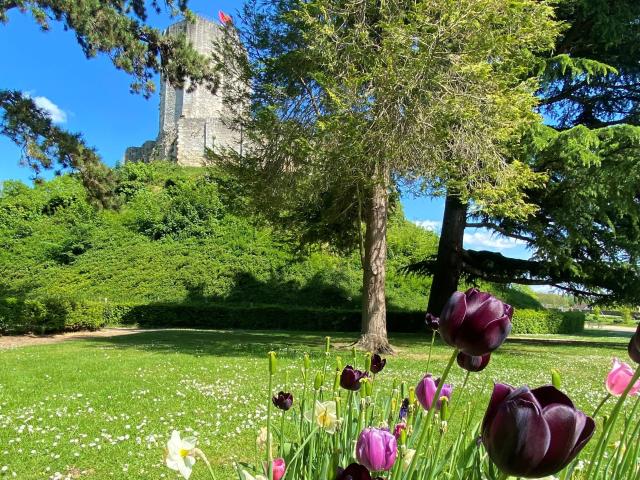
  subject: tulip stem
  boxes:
[405,348,459,480]
[267,371,274,480]
[448,370,470,420]
[279,409,286,457]
[280,427,319,480]
[425,331,436,374]
[585,364,640,480]
[592,393,612,418]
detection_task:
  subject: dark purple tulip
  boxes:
[456,351,491,372]
[439,288,513,356]
[482,383,595,478]
[425,313,440,331]
[340,365,368,391]
[370,354,386,374]
[629,324,640,363]
[415,374,452,411]
[336,463,371,480]
[272,391,293,411]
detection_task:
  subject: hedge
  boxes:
[0,297,425,334]
[511,309,585,335]
[0,297,584,335]
[0,297,107,334]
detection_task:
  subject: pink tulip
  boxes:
[272,458,285,480]
[393,422,406,440]
[356,427,397,471]
[415,374,452,411]
[606,358,640,397]
[218,10,232,24]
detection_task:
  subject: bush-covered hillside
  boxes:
[1,162,569,334]
[0,162,439,311]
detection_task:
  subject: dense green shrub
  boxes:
[0,163,549,334]
[0,297,106,334]
[512,308,585,334]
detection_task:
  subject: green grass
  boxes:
[0,327,635,479]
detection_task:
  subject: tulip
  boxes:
[370,354,386,374]
[629,324,640,363]
[340,365,368,391]
[393,422,406,440]
[218,10,232,24]
[439,288,513,356]
[399,398,409,420]
[272,391,294,411]
[456,351,491,372]
[165,430,197,479]
[425,313,440,331]
[415,374,452,411]
[271,458,285,480]
[355,427,397,472]
[606,358,640,396]
[481,383,595,478]
[336,463,373,480]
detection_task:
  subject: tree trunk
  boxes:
[357,178,393,354]
[426,192,468,317]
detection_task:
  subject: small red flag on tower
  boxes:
[218,10,232,24]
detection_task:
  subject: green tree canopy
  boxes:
[219,0,560,350]
[419,0,640,311]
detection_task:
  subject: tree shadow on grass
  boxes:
[75,327,631,359]
[77,329,345,358]
[76,329,433,358]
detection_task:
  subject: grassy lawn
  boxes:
[0,328,635,479]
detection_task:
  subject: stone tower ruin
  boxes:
[125,16,242,166]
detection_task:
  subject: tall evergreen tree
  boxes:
[218,0,559,351]
[421,0,640,313]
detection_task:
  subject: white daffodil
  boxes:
[305,400,337,434]
[165,430,197,479]
[402,448,416,471]
[242,471,268,480]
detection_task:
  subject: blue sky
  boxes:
[0,0,533,263]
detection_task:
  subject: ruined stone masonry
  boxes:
[125,16,242,166]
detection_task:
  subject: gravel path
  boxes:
[0,328,148,350]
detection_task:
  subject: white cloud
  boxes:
[413,219,441,232]
[463,231,526,251]
[32,96,67,123]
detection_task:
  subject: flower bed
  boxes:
[164,289,640,480]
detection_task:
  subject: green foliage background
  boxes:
[0,162,437,310]
[0,162,583,334]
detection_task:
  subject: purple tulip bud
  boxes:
[482,383,595,478]
[425,313,440,331]
[415,374,452,411]
[355,428,397,472]
[399,398,409,420]
[457,351,491,372]
[370,354,386,374]
[340,365,368,391]
[439,288,513,356]
[272,391,294,411]
[628,325,640,363]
